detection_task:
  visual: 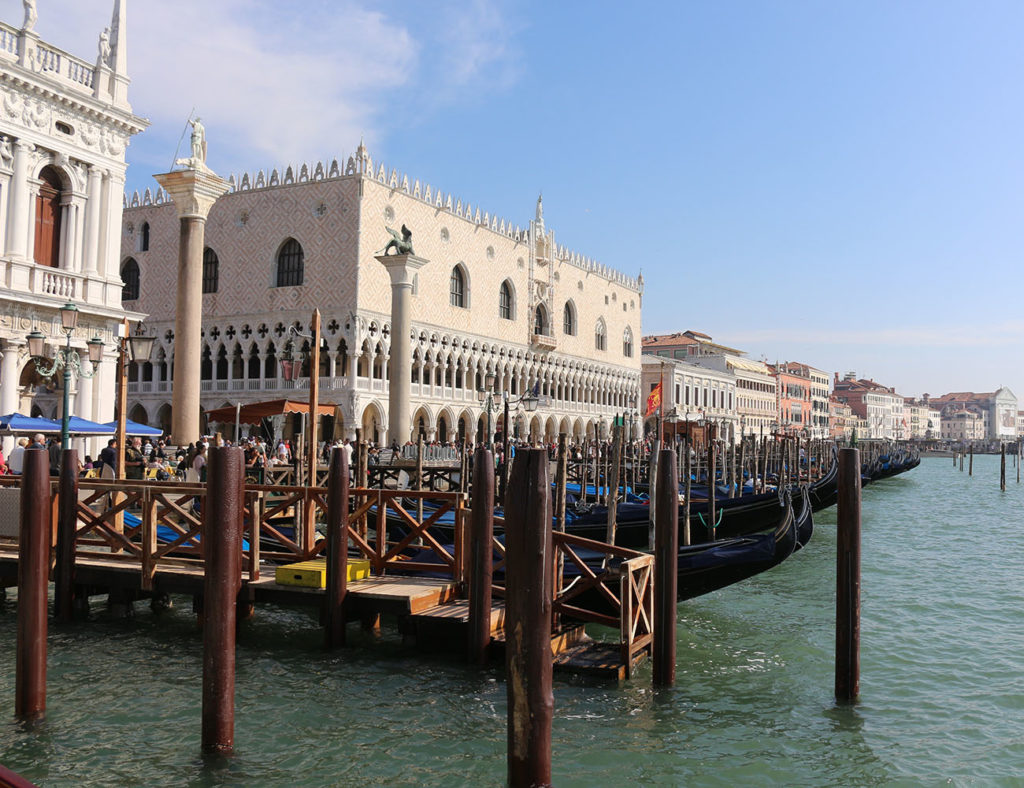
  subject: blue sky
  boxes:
[29,0,1024,401]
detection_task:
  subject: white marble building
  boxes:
[120,144,643,445]
[0,1,147,453]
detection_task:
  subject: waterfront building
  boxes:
[642,330,742,361]
[0,2,146,453]
[903,398,941,441]
[641,353,737,443]
[770,362,831,438]
[941,408,984,443]
[828,397,855,441]
[643,331,772,436]
[120,145,642,444]
[832,374,905,440]
[924,388,1017,442]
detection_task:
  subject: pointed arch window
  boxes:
[595,319,606,351]
[563,301,576,336]
[534,304,550,336]
[450,265,466,307]
[623,327,634,357]
[499,280,513,319]
[140,221,150,252]
[121,257,140,301]
[202,247,219,294]
[275,238,304,287]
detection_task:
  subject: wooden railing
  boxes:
[0,476,467,588]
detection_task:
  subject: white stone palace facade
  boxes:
[121,143,643,445]
[0,2,146,453]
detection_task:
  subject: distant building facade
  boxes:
[925,388,1017,441]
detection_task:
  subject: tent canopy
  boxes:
[65,416,115,435]
[205,399,336,426]
[102,419,163,437]
[0,412,62,433]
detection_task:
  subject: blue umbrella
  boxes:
[102,419,163,437]
[65,416,115,435]
[0,412,62,433]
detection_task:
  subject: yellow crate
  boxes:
[275,558,371,588]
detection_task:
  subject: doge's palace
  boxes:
[122,142,643,445]
[0,0,148,453]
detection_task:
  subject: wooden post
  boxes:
[554,433,568,620]
[707,438,716,541]
[324,446,350,650]
[201,446,244,754]
[647,437,660,549]
[683,438,692,546]
[969,444,973,476]
[16,448,50,721]
[606,423,621,546]
[468,447,494,666]
[505,448,553,787]
[303,309,322,554]
[1000,443,1006,492]
[835,447,861,703]
[653,448,678,686]
[416,435,425,523]
[54,448,79,623]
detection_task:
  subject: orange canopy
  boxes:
[205,399,337,425]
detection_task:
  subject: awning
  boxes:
[204,399,337,425]
[65,416,115,435]
[0,412,62,433]
[102,419,163,437]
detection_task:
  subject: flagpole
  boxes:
[658,362,665,445]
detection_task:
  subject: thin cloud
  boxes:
[730,321,1024,350]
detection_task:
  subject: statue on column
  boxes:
[22,0,36,33]
[174,116,209,171]
[189,117,207,163]
[97,27,111,67]
[382,224,414,256]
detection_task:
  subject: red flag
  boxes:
[645,382,662,418]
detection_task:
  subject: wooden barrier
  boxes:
[201,447,243,754]
[324,447,350,650]
[836,447,861,703]
[504,448,553,787]
[54,449,78,623]
[468,447,494,666]
[653,447,678,687]
[16,449,49,721]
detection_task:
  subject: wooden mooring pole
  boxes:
[201,446,244,754]
[505,448,553,787]
[468,447,494,666]
[969,444,973,476]
[324,446,350,650]
[54,448,79,623]
[1000,443,1006,492]
[653,448,678,687]
[16,448,50,721]
[835,447,861,704]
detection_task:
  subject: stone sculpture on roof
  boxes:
[22,0,36,32]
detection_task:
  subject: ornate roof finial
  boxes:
[356,136,368,161]
[535,192,545,236]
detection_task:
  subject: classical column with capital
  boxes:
[375,253,428,446]
[154,167,229,445]
[0,341,23,454]
[5,141,33,260]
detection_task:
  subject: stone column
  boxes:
[375,254,428,447]
[5,141,33,260]
[0,341,23,454]
[154,167,229,445]
[82,166,103,275]
[101,170,125,280]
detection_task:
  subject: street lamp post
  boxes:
[26,303,105,451]
[499,388,539,499]
[115,321,155,479]
[476,371,498,449]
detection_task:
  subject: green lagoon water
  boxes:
[2,455,1023,786]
